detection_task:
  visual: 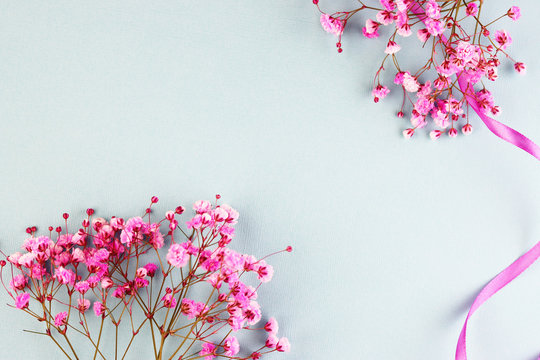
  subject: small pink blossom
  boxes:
[54,312,68,327]
[264,317,279,334]
[78,298,90,312]
[514,62,526,74]
[224,336,240,356]
[448,128,458,138]
[9,275,27,291]
[162,293,177,308]
[507,6,521,21]
[320,14,345,36]
[402,73,419,92]
[384,40,401,54]
[402,128,414,139]
[93,301,105,317]
[376,10,394,26]
[75,281,90,294]
[200,342,216,360]
[55,266,75,286]
[362,19,380,38]
[15,293,30,309]
[266,333,279,348]
[466,3,478,17]
[143,263,159,277]
[276,337,291,352]
[166,243,189,268]
[425,0,440,19]
[462,124,473,135]
[372,85,390,102]
[494,30,512,49]
[429,130,442,140]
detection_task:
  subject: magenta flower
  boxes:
[320,14,344,36]
[54,266,75,286]
[54,312,68,327]
[507,6,521,21]
[15,293,30,309]
[200,342,216,360]
[166,243,189,268]
[223,336,240,356]
[93,301,105,317]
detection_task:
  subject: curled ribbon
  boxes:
[454,241,540,360]
[405,5,540,359]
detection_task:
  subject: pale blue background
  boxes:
[1,1,540,359]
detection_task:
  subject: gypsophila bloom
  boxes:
[315,0,527,139]
[54,312,68,327]
[0,197,291,360]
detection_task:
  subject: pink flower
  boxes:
[372,85,390,102]
[394,72,405,85]
[266,333,279,348]
[494,30,512,49]
[425,0,440,19]
[276,337,291,352]
[15,293,30,309]
[376,10,394,25]
[402,73,419,92]
[448,128,458,138]
[78,298,90,312]
[514,62,526,74]
[431,109,450,129]
[54,312,68,327]
[264,317,279,334]
[120,217,147,246]
[255,261,274,283]
[384,41,401,55]
[397,23,412,37]
[9,275,27,291]
[18,253,35,268]
[55,266,75,286]
[144,263,159,277]
[220,204,239,224]
[135,267,147,278]
[75,281,90,294]
[462,124,473,135]
[507,6,521,21]
[166,243,189,268]
[193,200,212,214]
[320,14,344,36]
[429,130,442,140]
[223,336,240,356]
[402,128,414,139]
[454,41,477,64]
[466,3,478,17]
[362,19,380,38]
[380,0,395,11]
[101,277,114,289]
[425,18,444,36]
[161,293,177,308]
[200,342,216,360]
[93,301,105,317]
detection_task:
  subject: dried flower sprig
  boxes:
[315,0,526,139]
[0,196,291,360]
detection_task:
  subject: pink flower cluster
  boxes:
[315,0,526,139]
[0,196,291,359]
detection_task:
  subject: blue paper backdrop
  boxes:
[0,1,539,359]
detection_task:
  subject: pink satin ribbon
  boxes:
[454,240,540,360]
[405,5,540,359]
